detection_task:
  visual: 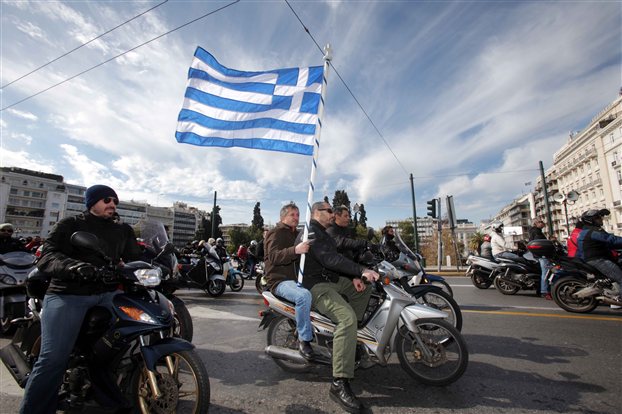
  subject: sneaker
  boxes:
[544,293,552,300]
[610,304,622,310]
[298,340,314,360]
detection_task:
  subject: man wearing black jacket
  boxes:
[297,201,379,413]
[326,205,367,260]
[19,185,141,414]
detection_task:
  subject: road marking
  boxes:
[189,306,258,322]
[464,309,622,322]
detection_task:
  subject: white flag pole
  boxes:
[297,44,332,285]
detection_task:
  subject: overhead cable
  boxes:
[284,0,410,175]
[0,0,240,112]
[1,0,169,90]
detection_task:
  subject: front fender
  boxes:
[400,304,447,332]
[141,337,194,372]
[407,284,443,298]
[209,274,225,282]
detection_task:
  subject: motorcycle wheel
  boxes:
[266,315,311,373]
[493,275,520,295]
[170,296,193,342]
[255,276,266,295]
[470,270,493,289]
[130,349,210,414]
[552,277,598,313]
[230,274,244,292]
[415,291,463,332]
[206,280,226,297]
[395,318,468,386]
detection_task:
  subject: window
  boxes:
[49,221,56,226]
[10,188,17,195]
[23,190,30,197]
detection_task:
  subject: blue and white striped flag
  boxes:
[175,47,324,156]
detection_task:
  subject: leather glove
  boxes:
[68,262,99,282]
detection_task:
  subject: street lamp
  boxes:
[552,190,579,236]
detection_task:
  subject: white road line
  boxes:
[188,306,259,322]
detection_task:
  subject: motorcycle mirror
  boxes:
[154,242,176,261]
[70,232,109,259]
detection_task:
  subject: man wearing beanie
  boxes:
[20,184,141,414]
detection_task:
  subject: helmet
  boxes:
[491,222,504,233]
[208,238,216,246]
[198,240,206,247]
[580,208,610,225]
[250,240,258,246]
[216,238,224,245]
[483,234,491,242]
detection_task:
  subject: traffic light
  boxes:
[427,199,437,218]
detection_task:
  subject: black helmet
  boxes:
[580,208,610,225]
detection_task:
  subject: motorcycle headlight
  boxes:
[134,268,162,287]
[0,274,17,285]
[119,306,158,324]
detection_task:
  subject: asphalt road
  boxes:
[1,277,621,413]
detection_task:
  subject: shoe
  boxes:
[544,293,552,300]
[535,291,541,297]
[329,378,364,413]
[610,304,622,310]
[298,340,314,360]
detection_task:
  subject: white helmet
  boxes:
[491,222,504,233]
[250,240,258,246]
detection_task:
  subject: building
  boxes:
[220,223,250,250]
[171,202,198,247]
[552,93,622,236]
[0,167,67,237]
[491,194,532,243]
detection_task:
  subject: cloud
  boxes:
[0,148,55,172]
[6,108,38,121]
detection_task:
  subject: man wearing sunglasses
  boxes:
[20,184,142,414]
[296,201,379,414]
[0,223,28,254]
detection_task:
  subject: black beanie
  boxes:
[85,185,118,210]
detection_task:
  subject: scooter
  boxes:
[176,248,227,297]
[0,231,211,413]
[465,254,500,289]
[492,249,542,295]
[0,250,36,335]
[259,255,468,386]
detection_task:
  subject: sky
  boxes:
[1,0,621,229]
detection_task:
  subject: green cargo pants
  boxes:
[310,276,372,379]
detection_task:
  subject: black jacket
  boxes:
[0,237,27,254]
[296,219,365,290]
[528,226,547,241]
[576,224,622,261]
[326,223,367,260]
[37,212,142,295]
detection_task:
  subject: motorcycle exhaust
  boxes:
[596,296,622,306]
[265,345,308,364]
[574,287,600,298]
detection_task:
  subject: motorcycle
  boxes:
[223,260,245,292]
[0,231,210,413]
[381,231,454,297]
[0,250,36,335]
[492,249,542,295]
[465,254,499,289]
[137,221,194,342]
[259,253,468,386]
[176,247,227,297]
[527,240,622,313]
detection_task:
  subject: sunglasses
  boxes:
[318,208,333,214]
[102,197,119,205]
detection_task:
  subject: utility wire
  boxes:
[284,0,410,175]
[1,0,169,90]
[0,0,240,112]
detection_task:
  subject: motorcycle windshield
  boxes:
[0,251,36,267]
[394,230,424,273]
[136,221,178,273]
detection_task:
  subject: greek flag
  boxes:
[175,47,324,156]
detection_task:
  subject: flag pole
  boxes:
[297,44,332,285]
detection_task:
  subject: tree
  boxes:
[468,232,485,255]
[332,190,350,209]
[358,204,367,228]
[252,202,264,230]
[420,226,466,267]
[228,226,263,254]
[323,195,330,204]
[199,206,223,240]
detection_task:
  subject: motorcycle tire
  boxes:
[493,275,520,295]
[416,291,463,332]
[469,269,493,289]
[255,276,266,295]
[552,277,598,313]
[206,280,226,297]
[230,274,244,292]
[170,295,193,342]
[266,315,311,373]
[129,349,210,414]
[395,318,468,386]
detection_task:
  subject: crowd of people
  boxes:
[0,223,43,255]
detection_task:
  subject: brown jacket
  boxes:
[264,221,300,291]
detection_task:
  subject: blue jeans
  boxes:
[20,291,118,414]
[538,257,552,293]
[587,258,622,287]
[274,280,313,342]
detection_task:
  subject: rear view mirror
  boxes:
[70,232,107,259]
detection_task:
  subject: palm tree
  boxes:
[468,232,485,254]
